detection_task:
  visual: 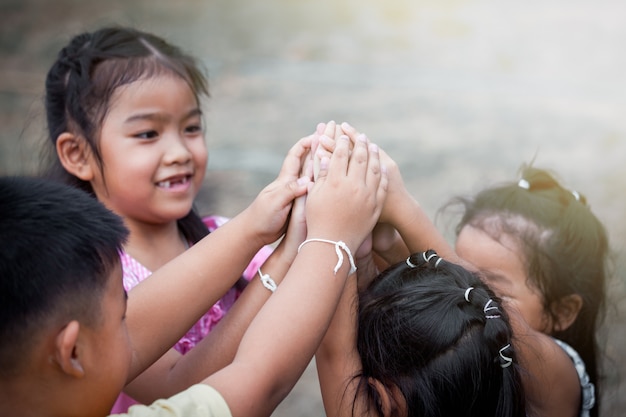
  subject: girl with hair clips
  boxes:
[40,26,277,412]
[314,122,602,417]
[451,166,609,417]
[315,248,527,417]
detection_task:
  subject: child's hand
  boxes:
[311,121,341,181]
[305,133,388,255]
[273,192,307,263]
[247,135,312,245]
[339,123,408,226]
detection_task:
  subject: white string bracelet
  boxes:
[297,238,357,275]
[257,267,277,293]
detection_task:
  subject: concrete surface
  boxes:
[1,0,625,415]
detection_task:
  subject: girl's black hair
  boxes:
[448,166,609,417]
[42,26,210,243]
[355,251,526,417]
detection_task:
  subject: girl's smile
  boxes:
[156,173,193,192]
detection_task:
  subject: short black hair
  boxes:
[0,176,128,376]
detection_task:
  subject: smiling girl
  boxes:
[41,26,275,412]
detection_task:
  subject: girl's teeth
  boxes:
[159,181,171,188]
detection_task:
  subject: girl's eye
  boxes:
[185,124,203,135]
[134,130,159,139]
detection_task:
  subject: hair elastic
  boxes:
[464,287,474,303]
[483,299,501,319]
[423,251,438,263]
[518,178,530,190]
[257,267,277,293]
[571,189,581,201]
[499,344,513,368]
[297,238,357,274]
[406,250,443,269]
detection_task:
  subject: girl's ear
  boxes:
[368,378,407,417]
[52,320,85,378]
[551,294,583,332]
[56,132,95,181]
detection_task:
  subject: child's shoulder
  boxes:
[114,384,231,417]
[523,333,582,417]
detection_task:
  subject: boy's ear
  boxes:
[551,294,583,332]
[52,320,85,378]
[55,132,95,181]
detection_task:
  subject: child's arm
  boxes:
[339,123,460,263]
[202,133,387,417]
[315,249,372,417]
[123,193,309,402]
[124,135,313,381]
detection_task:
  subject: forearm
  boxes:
[171,247,294,385]
[126,208,269,379]
[205,242,354,417]
[316,276,364,417]
[123,247,292,400]
[387,189,460,262]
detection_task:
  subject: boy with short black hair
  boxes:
[0,132,386,417]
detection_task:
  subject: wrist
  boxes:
[298,237,358,275]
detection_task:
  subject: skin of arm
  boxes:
[316,273,364,417]
[202,132,388,417]
[123,192,309,402]
[315,221,393,417]
[123,135,314,382]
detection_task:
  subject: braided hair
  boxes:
[42,26,210,243]
[355,250,526,417]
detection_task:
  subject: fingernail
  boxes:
[341,122,352,131]
[357,133,367,142]
[297,176,310,186]
[369,143,379,153]
[316,123,325,134]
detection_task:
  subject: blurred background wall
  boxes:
[2,0,625,415]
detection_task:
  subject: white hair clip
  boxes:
[518,179,530,190]
[484,299,501,319]
[499,344,513,368]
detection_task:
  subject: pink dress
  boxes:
[111,215,273,413]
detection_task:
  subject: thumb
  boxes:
[292,176,311,198]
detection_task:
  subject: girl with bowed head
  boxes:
[452,166,608,417]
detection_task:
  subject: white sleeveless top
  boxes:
[553,338,595,417]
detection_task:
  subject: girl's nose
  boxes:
[163,135,192,165]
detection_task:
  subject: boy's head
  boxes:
[0,176,130,415]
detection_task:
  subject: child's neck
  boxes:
[124,220,188,272]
